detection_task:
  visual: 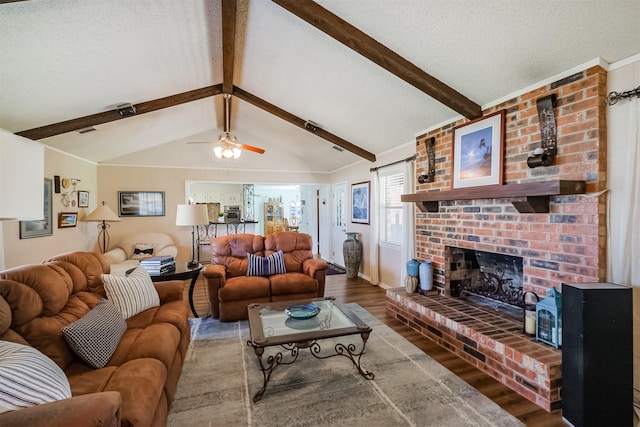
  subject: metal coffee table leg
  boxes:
[248,334,374,402]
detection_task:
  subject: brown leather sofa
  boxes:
[0,251,190,427]
[203,232,327,321]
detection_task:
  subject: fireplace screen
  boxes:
[448,247,524,319]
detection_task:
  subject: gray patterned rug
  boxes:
[168,304,524,427]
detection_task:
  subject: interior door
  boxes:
[331,182,347,266]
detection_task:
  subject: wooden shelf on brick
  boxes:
[401,180,587,213]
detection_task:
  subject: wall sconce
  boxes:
[418,137,436,183]
[527,94,557,168]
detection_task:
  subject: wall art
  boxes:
[118,191,165,217]
[58,212,78,228]
[452,110,505,189]
[351,181,370,224]
[78,190,89,208]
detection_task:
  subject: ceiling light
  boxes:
[214,132,241,159]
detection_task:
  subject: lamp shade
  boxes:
[176,204,209,226]
[84,203,121,222]
[0,129,44,220]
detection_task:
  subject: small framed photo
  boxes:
[58,212,78,228]
[78,190,89,208]
[118,191,165,217]
[351,181,370,224]
[452,110,505,189]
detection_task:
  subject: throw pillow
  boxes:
[131,243,154,260]
[0,341,72,414]
[61,299,127,369]
[247,250,286,277]
[102,267,160,319]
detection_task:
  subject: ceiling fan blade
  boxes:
[236,143,265,154]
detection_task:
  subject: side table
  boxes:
[148,262,203,317]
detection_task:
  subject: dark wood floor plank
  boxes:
[186,272,567,426]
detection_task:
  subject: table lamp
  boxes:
[176,204,209,268]
[84,201,121,253]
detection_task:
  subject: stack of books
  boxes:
[140,256,175,274]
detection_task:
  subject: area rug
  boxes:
[168,304,524,427]
[325,262,346,275]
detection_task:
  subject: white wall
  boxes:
[330,142,415,285]
[96,165,330,263]
[606,54,640,411]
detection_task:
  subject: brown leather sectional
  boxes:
[203,232,328,321]
[0,251,190,427]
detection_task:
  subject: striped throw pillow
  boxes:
[246,250,286,276]
[0,341,72,414]
[61,299,127,368]
[102,267,160,319]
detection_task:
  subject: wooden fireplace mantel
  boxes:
[401,180,587,213]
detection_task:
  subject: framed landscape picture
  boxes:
[19,178,53,239]
[118,191,165,217]
[452,110,505,189]
[58,212,78,228]
[78,190,89,208]
[351,181,370,224]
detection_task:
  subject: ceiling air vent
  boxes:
[332,145,345,152]
[77,127,96,134]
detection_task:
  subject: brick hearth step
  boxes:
[385,288,561,412]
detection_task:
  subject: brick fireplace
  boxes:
[387,65,607,411]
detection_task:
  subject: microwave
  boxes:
[224,205,241,220]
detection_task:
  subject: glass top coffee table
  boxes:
[247,297,374,402]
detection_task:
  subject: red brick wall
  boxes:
[414,66,607,297]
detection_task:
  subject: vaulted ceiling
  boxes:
[1,1,638,173]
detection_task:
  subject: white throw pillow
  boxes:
[61,299,127,368]
[0,341,72,414]
[131,242,155,260]
[102,267,160,319]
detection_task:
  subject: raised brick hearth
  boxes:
[386,288,561,412]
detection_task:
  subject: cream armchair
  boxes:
[103,232,178,275]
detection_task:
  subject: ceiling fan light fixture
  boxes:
[213,133,242,159]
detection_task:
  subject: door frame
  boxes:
[331,181,347,266]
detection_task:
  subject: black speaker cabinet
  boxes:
[561,282,633,427]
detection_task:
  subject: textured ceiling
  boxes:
[1,0,638,173]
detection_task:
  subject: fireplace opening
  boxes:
[447,247,524,320]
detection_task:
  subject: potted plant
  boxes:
[217,211,225,223]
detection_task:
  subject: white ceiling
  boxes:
[1,0,639,173]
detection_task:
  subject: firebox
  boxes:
[446,247,524,320]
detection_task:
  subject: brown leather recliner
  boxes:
[203,232,327,321]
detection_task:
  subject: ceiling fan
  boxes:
[187,93,265,159]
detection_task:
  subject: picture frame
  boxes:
[58,212,78,228]
[19,178,53,239]
[118,191,165,217]
[452,110,505,189]
[351,181,370,224]
[78,190,89,208]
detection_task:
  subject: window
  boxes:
[379,168,404,245]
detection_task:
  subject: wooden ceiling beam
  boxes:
[221,0,236,96]
[15,84,223,140]
[272,0,482,120]
[221,0,237,132]
[233,86,376,162]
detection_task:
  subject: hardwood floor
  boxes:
[186,272,567,426]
